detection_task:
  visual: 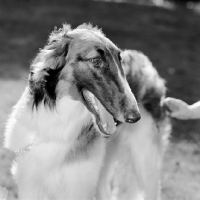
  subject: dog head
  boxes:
[121,50,166,120]
[29,24,140,136]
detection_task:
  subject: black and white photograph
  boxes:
[0,0,200,199]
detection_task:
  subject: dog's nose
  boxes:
[125,112,141,123]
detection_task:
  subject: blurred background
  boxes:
[0,0,200,199]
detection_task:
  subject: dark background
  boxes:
[1,0,200,142]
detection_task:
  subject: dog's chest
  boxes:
[54,124,105,199]
[65,122,101,163]
[16,123,105,200]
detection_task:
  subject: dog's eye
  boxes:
[89,57,102,67]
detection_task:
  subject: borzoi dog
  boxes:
[96,50,171,200]
[4,25,140,200]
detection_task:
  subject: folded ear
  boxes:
[29,24,72,108]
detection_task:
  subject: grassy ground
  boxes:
[0,0,200,199]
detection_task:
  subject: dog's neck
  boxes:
[33,96,93,145]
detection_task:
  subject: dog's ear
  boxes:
[29,24,72,108]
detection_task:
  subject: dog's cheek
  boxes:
[73,66,95,92]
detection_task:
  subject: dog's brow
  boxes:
[86,49,99,58]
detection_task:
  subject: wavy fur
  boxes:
[4,25,140,200]
[96,50,171,200]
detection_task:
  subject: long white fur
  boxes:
[5,88,105,200]
[4,24,141,200]
[97,106,169,200]
[4,87,34,151]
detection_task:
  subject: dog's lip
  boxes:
[82,89,117,136]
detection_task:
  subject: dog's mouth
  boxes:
[82,89,120,136]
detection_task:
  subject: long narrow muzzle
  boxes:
[122,81,141,123]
